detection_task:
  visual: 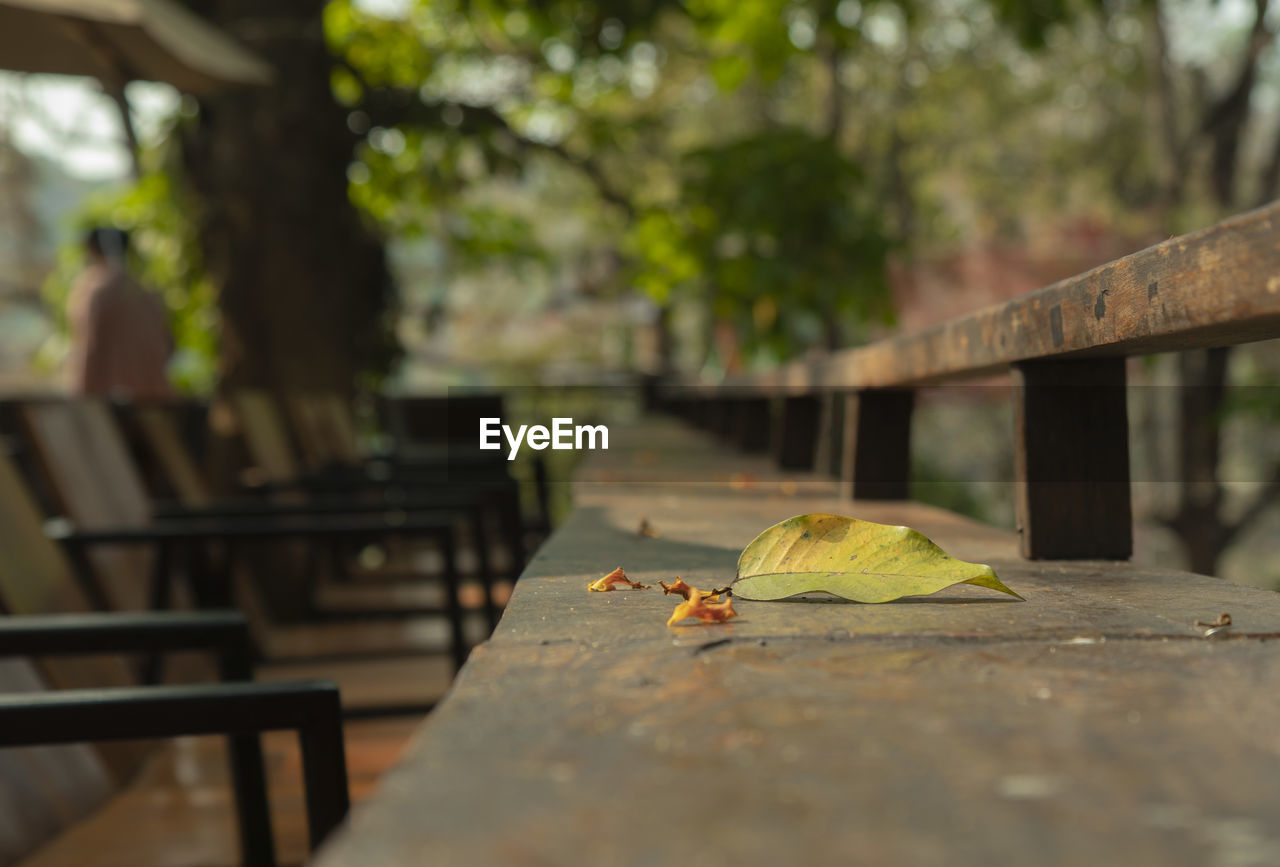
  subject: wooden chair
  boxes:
[0,458,345,865]
[0,450,423,865]
[379,390,553,539]
[128,401,505,630]
[283,392,362,473]
[229,390,519,620]
[0,611,347,867]
[15,401,469,712]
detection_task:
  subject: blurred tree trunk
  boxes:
[1163,349,1232,575]
[1148,0,1278,576]
[180,1,396,398]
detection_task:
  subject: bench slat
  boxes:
[314,421,1280,867]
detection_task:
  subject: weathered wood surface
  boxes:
[315,419,1280,867]
[668,201,1280,393]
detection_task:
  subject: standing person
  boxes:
[66,227,174,399]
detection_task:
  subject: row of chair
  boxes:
[0,389,543,866]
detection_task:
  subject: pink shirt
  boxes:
[67,264,174,399]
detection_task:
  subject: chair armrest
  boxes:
[152,490,487,521]
[44,510,457,546]
[0,680,349,850]
[0,610,252,679]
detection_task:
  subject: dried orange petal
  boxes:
[666,592,738,626]
[588,566,650,592]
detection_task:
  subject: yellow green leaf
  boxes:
[733,513,1023,603]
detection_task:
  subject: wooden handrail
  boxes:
[657,203,1280,562]
[666,201,1280,393]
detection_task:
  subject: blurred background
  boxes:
[1,0,1279,588]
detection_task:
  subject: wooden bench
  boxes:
[311,206,1280,865]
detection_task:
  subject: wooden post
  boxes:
[842,390,914,499]
[735,396,772,454]
[693,395,715,431]
[772,396,821,470]
[712,394,736,440]
[816,392,846,478]
[1014,358,1131,560]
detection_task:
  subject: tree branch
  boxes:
[1198,0,1274,207]
[1223,465,1280,545]
[1150,1,1186,219]
[355,85,635,216]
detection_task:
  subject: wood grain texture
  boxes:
[313,419,1280,867]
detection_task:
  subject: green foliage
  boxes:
[42,170,216,394]
[986,0,1100,47]
[627,129,893,361]
[320,0,1175,372]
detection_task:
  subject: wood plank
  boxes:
[132,407,214,507]
[1015,359,1132,559]
[315,637,1280,867]
[0,449,155,783]
[233,390,303,484]
[21,401,156,613]
[312,417,1280,867]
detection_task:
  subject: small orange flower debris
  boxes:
[659,577,728,600]
[587,567,650,592]
[667,589,738,626]
[637,517,660,539]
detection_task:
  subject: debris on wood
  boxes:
[667,587,738,626]
[1194,612,1231,628]
[637,517,660,539]
[588,566,650,592]
[659,577,729,600]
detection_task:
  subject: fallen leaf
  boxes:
[667,591,738,626]
[637,518,660,539]
[733,513,1022,603]
[588,567,650,592]
[659,577,729,600]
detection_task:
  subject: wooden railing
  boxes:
[657,202,1280,561]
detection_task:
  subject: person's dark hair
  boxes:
[84,227,130,260]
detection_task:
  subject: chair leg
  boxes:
[440,529,468,672]
[470,511,500,633]
[229,733,277,867]
[143,538,174,684]
[297,690,351,849]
